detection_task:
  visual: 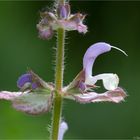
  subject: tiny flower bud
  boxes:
[68,13,87,33]
[69,13,86,24]
[37,11,56,40]
[37,26,53,40]
[78,81,86,91]
[32,82,39,89]
[57,3,70,19]
[40,11,57,22]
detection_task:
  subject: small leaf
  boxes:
[17,70,54,91]
[28,70,54,90]
[63,70,85,93]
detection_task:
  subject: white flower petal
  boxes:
[85,73,119,90]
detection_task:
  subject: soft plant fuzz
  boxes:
[0,1,127,140]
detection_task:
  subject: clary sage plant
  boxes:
[0,0,127,140]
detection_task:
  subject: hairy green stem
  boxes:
[55,28,65,91]
[51,28,65,140]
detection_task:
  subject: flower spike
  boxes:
[37,2,87,39]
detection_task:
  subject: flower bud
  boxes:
[57,3,70,19]
[37,26,53,40]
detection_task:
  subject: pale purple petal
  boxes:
[62,21,87,33]
[58,121,68,140]
[73,87,127,103]
[0,91,22,100]
[57,13,87,33]
[58,20,77,31]
[77,23,87,33]
[60,5,67,19]
[83,42,112,78]
[57,4,70,19]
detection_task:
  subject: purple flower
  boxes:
[0,70,54,115]
[57,3,70,19]
[17,71,46,91]
[63,42,127,103]
[37,3,87,39]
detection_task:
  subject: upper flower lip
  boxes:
[83,42,112,78]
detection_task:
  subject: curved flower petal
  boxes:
[85,73,119,90]
[83,42,112,78]
[58,19,87,33]
[58,121,68,140]
[72,87,126,103]
[77,23,87,33]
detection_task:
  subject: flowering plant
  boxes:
[0,1,127,140]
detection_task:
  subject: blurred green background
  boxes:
[0,1,139,139]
